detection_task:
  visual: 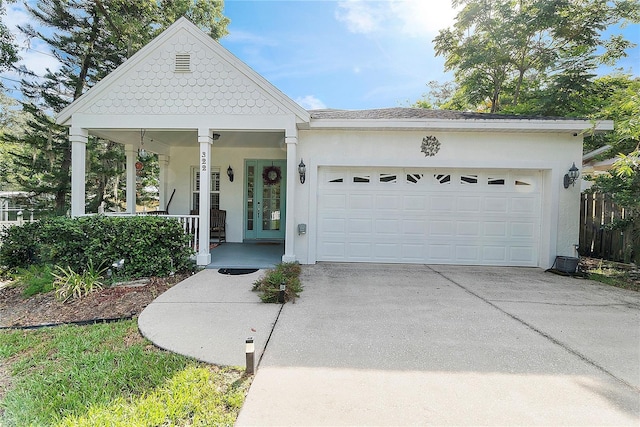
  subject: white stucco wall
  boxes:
[168,145,286,242]
[293,129,583,268]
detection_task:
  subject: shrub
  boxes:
[252,262,302,303]
[0,216,195,279]
[0,221,41,268]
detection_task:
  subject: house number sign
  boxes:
[201,151,207,172]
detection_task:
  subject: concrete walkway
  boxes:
[139,263,640,425]
[138,269,279,366]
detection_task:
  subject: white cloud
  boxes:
[295,95,327,110]
[335,0,383,34]
[335,0,458,37]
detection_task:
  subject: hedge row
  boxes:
[0,216,195,278]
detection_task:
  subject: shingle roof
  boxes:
[308,107,575,121]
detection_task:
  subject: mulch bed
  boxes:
[0,274,189,328]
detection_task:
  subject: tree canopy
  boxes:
[433,0,639,114]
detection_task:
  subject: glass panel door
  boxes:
[245,160,286,240]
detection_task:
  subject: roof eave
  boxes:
[307,118,614,133]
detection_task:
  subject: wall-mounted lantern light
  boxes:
[298,159,306,184]
[227,165,234,182]
[563,162,580,188]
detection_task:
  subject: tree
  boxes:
[433,0,639,113]
[0,91,27,191]
[412,80,458,109]
[0,0,19,84]
[2,0,229,214]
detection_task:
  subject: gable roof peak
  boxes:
[57,16,309,125]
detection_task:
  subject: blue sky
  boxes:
[3,0,639,110]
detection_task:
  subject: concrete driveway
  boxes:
[237,263,640,426]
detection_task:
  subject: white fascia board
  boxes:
[308,118,614,133]
[71,113,298,131]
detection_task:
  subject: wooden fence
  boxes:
[579,193,633,262]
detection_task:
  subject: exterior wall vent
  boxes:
[175,53,191,73]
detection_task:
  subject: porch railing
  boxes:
[0,209,36,233]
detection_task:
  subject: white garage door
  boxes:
[317,167,542,266]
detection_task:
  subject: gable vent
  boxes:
[175,54,191,73]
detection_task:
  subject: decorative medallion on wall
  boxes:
[421,135,441,157]
[262,166,281,186]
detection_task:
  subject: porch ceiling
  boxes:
[89,129,285,153]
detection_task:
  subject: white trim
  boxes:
[307,118,614,134]
[70,128,88,217]
[68,113,299,132]
[125,145,137,214]
[197,131,212,266]
[283,135,298,262]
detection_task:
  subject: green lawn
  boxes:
[0,320,251,426]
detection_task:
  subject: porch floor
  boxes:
[206,242,284,269]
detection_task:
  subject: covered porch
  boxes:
[70,127,301,267]
[55,18,310,267]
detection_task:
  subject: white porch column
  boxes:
[197,129,213,266]
[70,127,88,217]
[125,145,137,213]
[158,155,169,212]
[282,135,298,262]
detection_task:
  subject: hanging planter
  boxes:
[262,166,281,186]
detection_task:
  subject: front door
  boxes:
[245,160,286,240]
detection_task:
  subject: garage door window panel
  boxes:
[434,174,451,184]
[460,174,478,184]
[353,174,371,183]
[406,173,424,184]
[379,173,397,183]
